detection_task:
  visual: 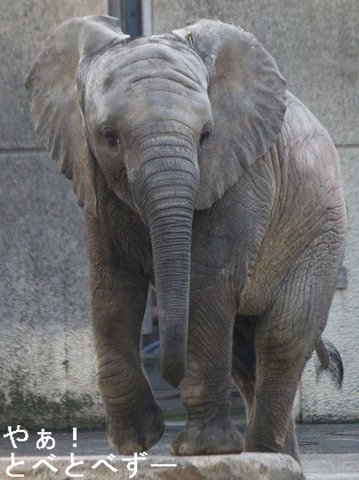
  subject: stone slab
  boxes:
[153,0,359,145]
[0,453,304,480]
[0,0,107,149]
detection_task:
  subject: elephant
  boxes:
[25,16,346,463]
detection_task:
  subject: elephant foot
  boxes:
[171,416,244,455]
[107,402,165,454]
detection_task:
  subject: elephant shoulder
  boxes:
[278,91,341,180]
[282,91,331,146]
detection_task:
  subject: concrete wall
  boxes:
[301,148,359,422]
[1,0,358,429]
[153,0,359,422]
[0,1,108,429]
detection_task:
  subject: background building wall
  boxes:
[0,0,108,429]
[0,0,357,428]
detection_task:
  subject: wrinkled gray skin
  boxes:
[26,16,346,462]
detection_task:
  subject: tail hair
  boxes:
[315,339,343,390]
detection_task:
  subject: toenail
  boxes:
[179,444,191,455]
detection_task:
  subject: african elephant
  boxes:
[25,16,346,462]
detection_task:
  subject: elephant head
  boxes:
[25,16,286,387]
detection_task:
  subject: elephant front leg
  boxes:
[92,277,164,454]
[88,227,164,454]
[171,288,244,455]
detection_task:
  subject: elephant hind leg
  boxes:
[232,314,301,461]
[231,315,256,419]
[244,248,342,464]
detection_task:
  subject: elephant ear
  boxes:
[173,19,286,210]
[25,16,129,215]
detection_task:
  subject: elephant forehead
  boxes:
[89,40,209,95]
[85,41,211,131]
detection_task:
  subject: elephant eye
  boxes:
[199,124,212,146]
[103,128,120,148]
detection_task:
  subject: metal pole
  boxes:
[120,0,142,36]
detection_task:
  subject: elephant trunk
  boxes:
[133,156,199,387]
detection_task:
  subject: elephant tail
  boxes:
[315,339,343,390]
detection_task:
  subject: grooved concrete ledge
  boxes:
[0,453,304,479]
